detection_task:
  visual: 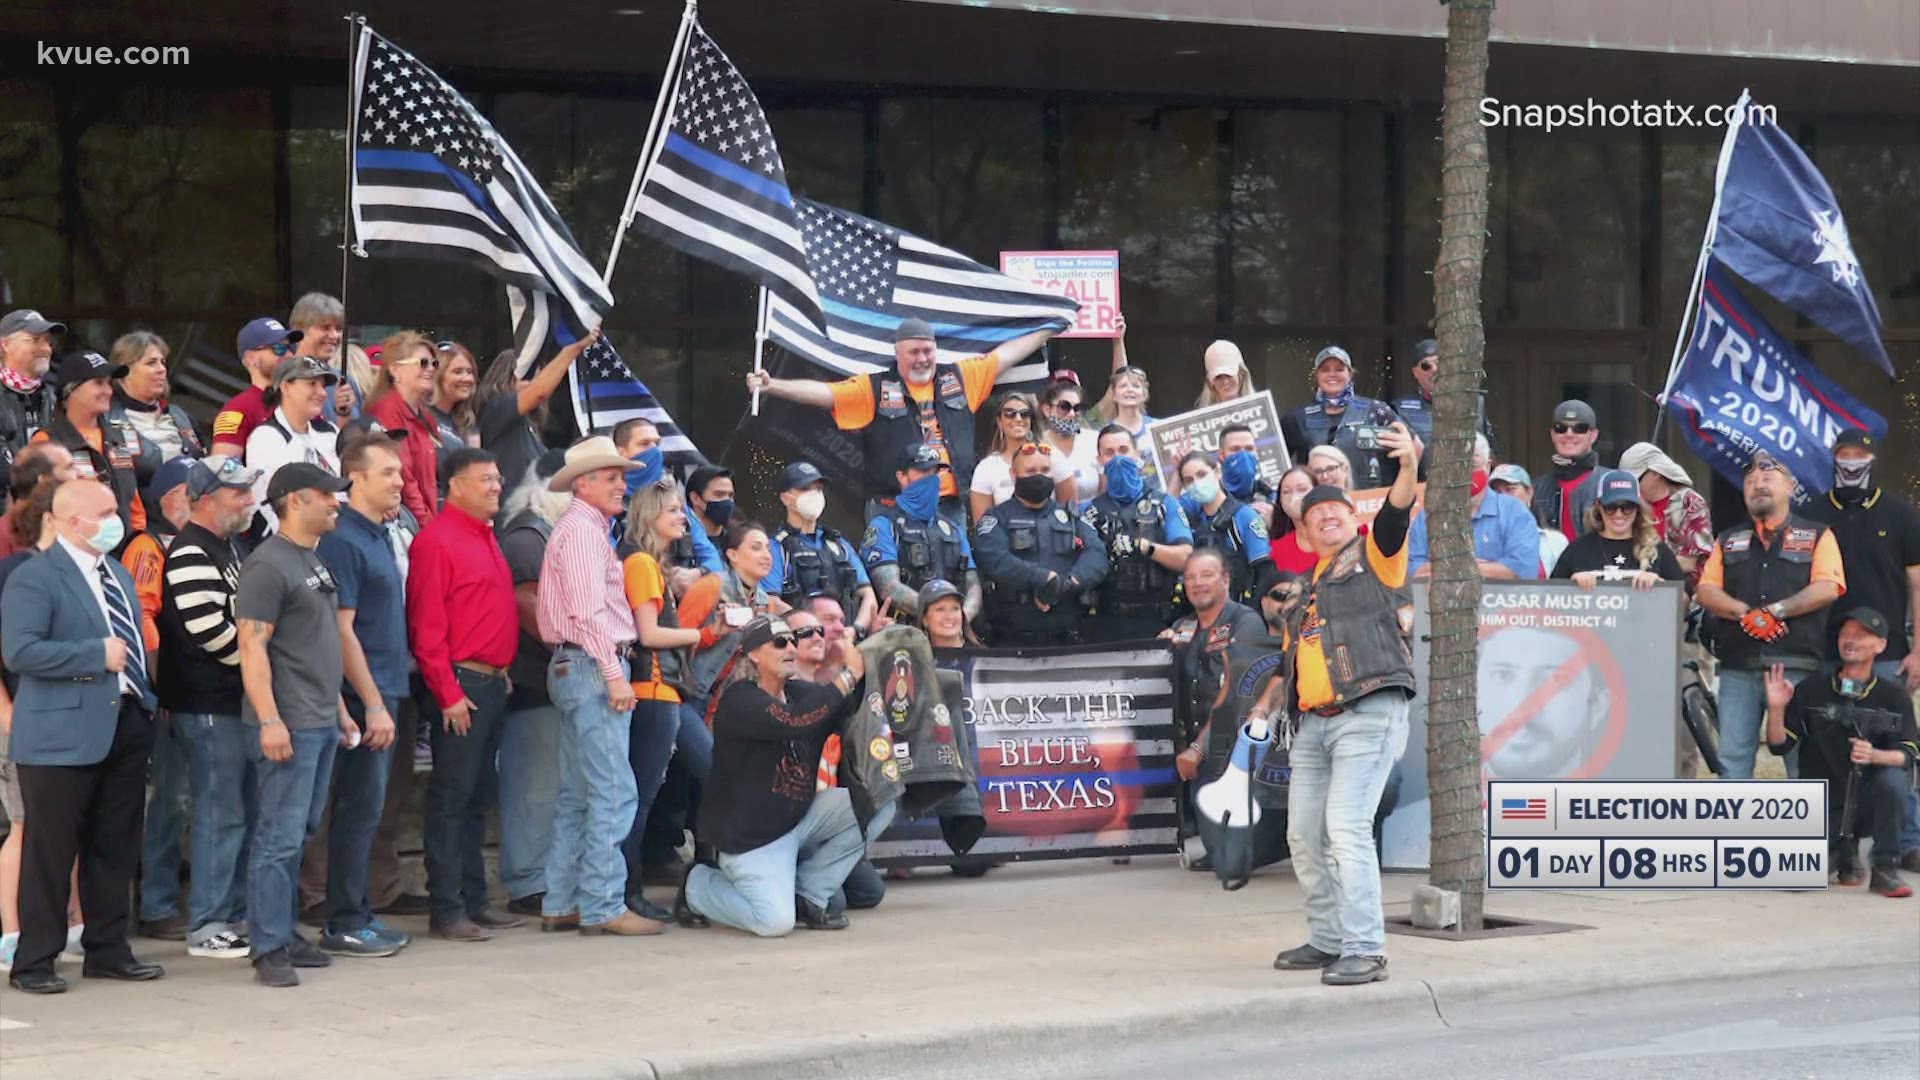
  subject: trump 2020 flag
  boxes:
[1666,261,1886,505]
[1712,103,1892,377]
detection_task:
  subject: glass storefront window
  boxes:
[875,98,1046,260]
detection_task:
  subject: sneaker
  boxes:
[795,895,848,931]
[319,928,401,958]
[1273,943,1339,971]
[0,930,17,972]
[1869,867,1913,898]
[187,929,252,959]
[367,919,412,949]
[253,947,299,988]
[287,934,333,969]
[1322,954,1390,986]
[60,923,85,963]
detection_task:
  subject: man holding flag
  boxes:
[745,318,1055,509]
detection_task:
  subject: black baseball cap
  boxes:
[1841,607,1889,639]
[1412,338,1438,361]
[919,578,963,609]
[777,461,825,491]
[1833,428,1876,452]
[146,455,196,502]
[899,442,944,473]
[1551,400,1597,427]
[739,615,794,652]
[1299,484,1353,518]
[53,349,127,388]
[0,309,65,337]
[265,462,349,504]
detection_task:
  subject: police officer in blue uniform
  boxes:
[1279,345,1408,489]
[973,443,1108,647]
[1082,425,1193,643]
[1389,338,1493,480]
[767,460,877,635]
[862,442,980,626]
[1176,450,1271,606]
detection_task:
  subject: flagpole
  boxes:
[341,14,368,327]
[751,286,770,417]
[1651,89,1750,443]
[604,0,699,284]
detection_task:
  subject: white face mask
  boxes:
[793,489,827,521]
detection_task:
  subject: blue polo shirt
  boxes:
[318,503,410,702]
[1407,490,1541,580]
[765,523,871,596]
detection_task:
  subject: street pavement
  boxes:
[2,857,1915,1079]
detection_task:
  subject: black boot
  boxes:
[795,894,849,931]
[673,876,709,929]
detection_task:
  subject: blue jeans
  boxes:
[180,712,256,934]
[1718,668,1804,779]
[138,709,193,922]
[686,787,867,937]
[422,669,510,923]
[543,648,636,926]
[325,695,395,935]
[498,698,563,902]
[837,799,896,912]
[248,725,338,956]
[1286,690,1410,958]
[621,698,682,900]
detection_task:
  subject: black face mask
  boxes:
[701,497,735,527]
[1013,473,1053,505]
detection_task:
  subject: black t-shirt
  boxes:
[1772,674,1920,816]
[499,520,551,707]
[479,394,544,497]
[1808,489,1920,660]
[1550,532,1684,583]
[699,678,852,855]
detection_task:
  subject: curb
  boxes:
[625,940,1902,1080]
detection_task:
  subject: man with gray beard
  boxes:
[497,449,573,916]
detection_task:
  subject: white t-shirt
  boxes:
[1054,430,1101,501]
[245,408,342,532]
[970,448,1073,507]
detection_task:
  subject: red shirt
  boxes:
[366,392,441,527]
[212,385,271,450]
[405,502,518,708]
[1269,529,1320,575]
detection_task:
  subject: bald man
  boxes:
[3,479,163,993]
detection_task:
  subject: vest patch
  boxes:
[879,381,907,411]
[936,370,963,400]
[1782,527,1817,555]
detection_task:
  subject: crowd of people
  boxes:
[0,297,1914,996]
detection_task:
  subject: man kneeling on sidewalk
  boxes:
[676,617,867,936]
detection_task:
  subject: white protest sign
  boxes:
[998,250,1120,338]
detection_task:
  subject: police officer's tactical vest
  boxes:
[1086,492,1176,619]
[773,523,860,613]
[885,508,966,594]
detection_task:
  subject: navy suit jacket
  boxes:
[1,541,154,765]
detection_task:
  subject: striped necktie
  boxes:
[97,560,151,703]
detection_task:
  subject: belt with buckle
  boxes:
[454,660,507,678]
[1309,703,1345,718]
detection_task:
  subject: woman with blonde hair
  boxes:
[1086,313,1156,440]
[617,466,710,919]
[1195,339,1253,408]
[1550,469,1684,588]
[364,330,443,524]
[1305,445,1355,492]
[968,389,1072,521]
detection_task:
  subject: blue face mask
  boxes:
[1185,475,1221,508]
[85,513,125,555]
[1178,491,1205,521]
[623,446,664,499]
[897,471,941,520]
[1103,454,1143,503]
[1221,450,1258,500]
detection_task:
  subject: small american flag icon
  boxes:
[1500,797,1548,820]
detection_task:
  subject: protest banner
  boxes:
[871,640,1179,866]
[1143,391,1289,493]
[998,250,1120,338]
[1377,581,1684,870]
[1666,262,1886,507]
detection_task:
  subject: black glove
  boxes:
[1038,573,1067,606]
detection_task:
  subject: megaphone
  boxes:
[1195,717,1271,827]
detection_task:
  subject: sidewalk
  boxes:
[2,857,1913,1080]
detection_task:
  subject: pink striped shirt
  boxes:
[537,499,635,682]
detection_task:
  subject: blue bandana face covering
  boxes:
[1104,454,1143,503]
[1221,450,1258,500]
[624,446,664,498]
[897,471,942,520]
[1316,384,1355,410]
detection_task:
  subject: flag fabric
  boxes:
[348,28,613,333]
[508,286,704,468]
[1499,798,1547,821]
[868,643,1180,866]
[629,21,826,332]
[764,197,1078,388]
[1666,261,1886,506]
[1713,108,1892,376]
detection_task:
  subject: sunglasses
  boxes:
[791,626,824,641]
[1745,459,1785,475]
[1553,422,1593,435]
[268,342,295,357]
[770,634,799,649]
[1001,408,1032,420]
[1415,359,1437,372]
[1049,399,1081,412]
[1014,442,1052,457]
[1601,503,1638,514]
[390,356,439,371]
